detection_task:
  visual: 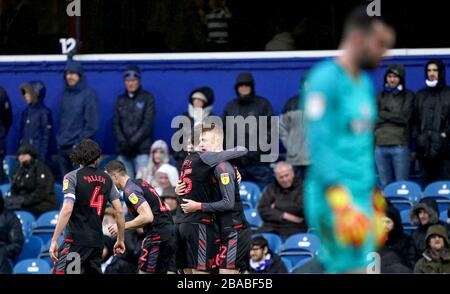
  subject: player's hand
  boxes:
[181,199,202,213]
[236,169,242,185]
[108,224,118,237]
[49,240,59,263]
[113,240,126,256]
[175,181,187,196]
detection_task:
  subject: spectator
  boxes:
[0,86,12,184]
[413,59,450,185]
[154,163,179,195]
[410,198,450,261]
[5,144,57,216]
[257,162,306,239]
[160,187,178,220]
[248,236,287,274]
[205,0,232,51]
[375,64,414,188]
[0,194,24,274]
[378,205,415,273]
[173,87,215,171]
[136,140,170,188]
[414,224,450,273]
[223,72,275,189]
[19,81,53,161]
[57,61,99,177]
[113,65,155,178]
[280,79,309,179]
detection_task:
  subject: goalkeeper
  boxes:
[303,7,395,273]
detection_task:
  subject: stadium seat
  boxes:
[54,183,64,208]
[13,259,51,274]
[3,155,17,180]
[423,181,450,216]
[15,210,36,237]
[400,209,412,226]
[15,236,43,262]
[244,208,263,230]
[0,183,11,198]
[32,211,59,244]
[383,181,422,212]
[240,181,262,208]
[280,256,293,273]
[252,233,283,254]
[279,233,320,266]
[440,210,448,223]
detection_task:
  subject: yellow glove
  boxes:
[327,186,371,248]
[372,188,388,248]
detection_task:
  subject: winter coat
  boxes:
[57,61,99,148]
[19,81,53,160]
[414,224,450,273]
[113,86,155,157]
[136,140,171,187]
[249,251,287,274]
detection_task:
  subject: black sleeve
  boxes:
[199,147,248,167]
[5,213,24,258]
[202,162,236,212]
[113,97,127,145]
[23,163,55,206]
[377,92,415,126]
[257,186,284,223]
[130,93,155,146]
[0,88,13,131]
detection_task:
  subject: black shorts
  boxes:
[217,226,252,271]
[139,234,175,273]
[53,239,102,274]
[176,223,218,272]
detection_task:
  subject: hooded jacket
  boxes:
[173,87,215,171]
[413,59,450,158]
[0,195,24,274]
[223,73,275,167]
[410,198,450,261]
[136,140,170,187]
[19,81,53,160]
[249,250,287,274]
[414,224,450,273]
[375,64,415,146]
[154,163,179,196]
[257,177,307,239]
[57,61,99,148]
[8,144,57,216]
[378,205,415,273]
[113,82,155,156]
[0,86,12,155]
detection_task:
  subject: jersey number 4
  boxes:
[90,186,104,216]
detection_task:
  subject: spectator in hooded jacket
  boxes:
[5,144,57,217]
[19,81,53,161]
[223,72,275,189]
[0,86,12,184]
[413,59,450,185]
[57,61,99,177]
[173,87,215,171]
[257,162,306,240]
[375,64,414,188]
[136,139,171,188]
[113,65,155,178]
[280,78,309,179]
[249,236,287,274]
[0,193,24,274]
[410,198,450,261]
[154,163,179,195]
[378,205,415,273]
[414,224,450,273]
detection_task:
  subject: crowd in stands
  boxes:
[1,58,450,274]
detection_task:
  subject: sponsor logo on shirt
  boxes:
[129,193,139,205]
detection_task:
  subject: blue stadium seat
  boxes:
[13,259,51,274]
[15,236,43,262]
[383,181,422,212]
[280,256,293,273]
[14,211,36,237]
[0,183,11,198]
[32,211,59,244]
[54,183,64,208]
[244,208,263,230]
[440,210,448,223]
[279,233,320,266]
[3,155,17,180]
[400,209,412,226]
[423,181,450,216]
[240,181,262,208]
[252,233,283,254]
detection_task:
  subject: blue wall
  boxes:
[1,54,449,155]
